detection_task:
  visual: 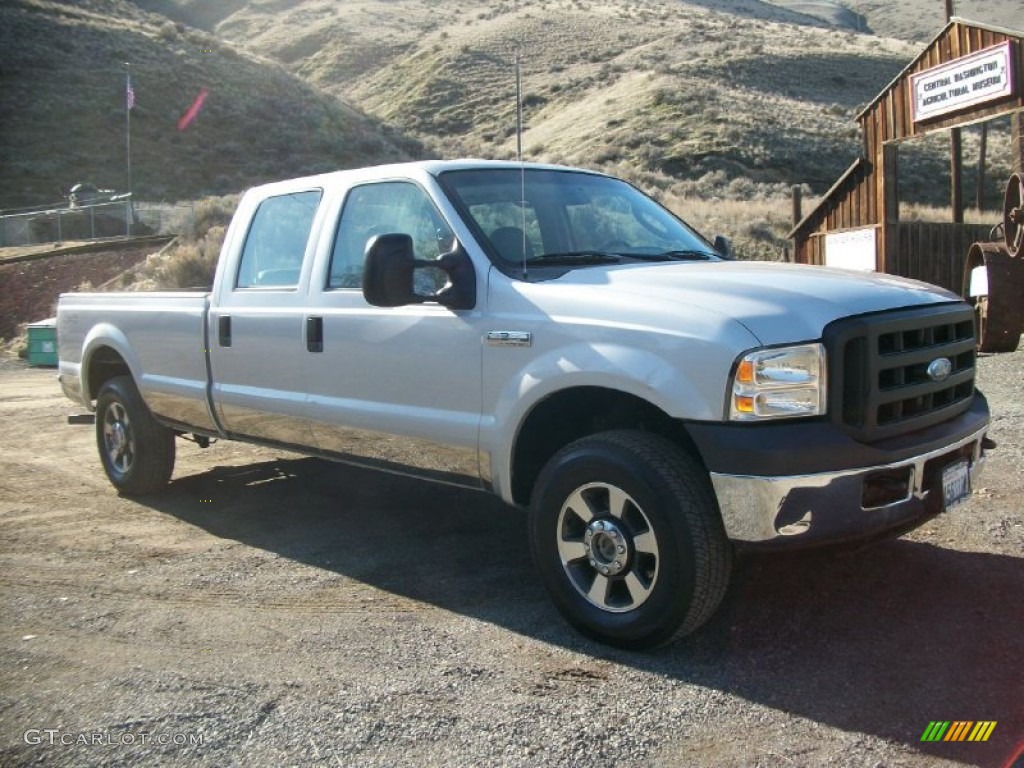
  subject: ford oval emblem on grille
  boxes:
[927,357,952,382]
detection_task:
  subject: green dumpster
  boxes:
[26,319,58,367]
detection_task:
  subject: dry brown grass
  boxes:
[667,194,799,261]
[899,203,1001,227]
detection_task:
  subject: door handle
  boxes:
[218,315,231,347]
[306,316,323,353]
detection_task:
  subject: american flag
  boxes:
[126,76,135,110]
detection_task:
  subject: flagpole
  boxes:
[125,61,132,235]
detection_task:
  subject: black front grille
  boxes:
[824,304,976,442]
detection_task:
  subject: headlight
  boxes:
[729,343,827,420]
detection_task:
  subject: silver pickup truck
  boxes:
[58,160,990,648]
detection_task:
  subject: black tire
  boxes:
[95,375,176,495]
[529,430,732,649]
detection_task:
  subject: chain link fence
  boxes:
[0,201,195,247]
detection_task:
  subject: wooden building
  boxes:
[790,18,1024,293]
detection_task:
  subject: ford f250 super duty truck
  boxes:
[57,160,990,649]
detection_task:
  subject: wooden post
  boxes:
[882,142,900,273]
[939,0,963,222]
[976,123,987,211]
[791,185,802,227]
[950,128,963,223]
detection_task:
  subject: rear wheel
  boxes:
[95,375,175,495]
[529,430,732,649]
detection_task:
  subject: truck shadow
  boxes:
[147,456,1022,767]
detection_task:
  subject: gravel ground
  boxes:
[0,350,1020,768]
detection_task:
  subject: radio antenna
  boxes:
[516,52,528,279]
[515,53,524,163]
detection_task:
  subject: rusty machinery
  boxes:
[962,174,1024,353]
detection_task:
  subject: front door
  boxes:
[303,180,485,487]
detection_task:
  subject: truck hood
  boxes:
[579,260,962,345]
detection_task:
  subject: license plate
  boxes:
[942,459,971,510]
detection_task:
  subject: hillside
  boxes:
[5,0,1019,252]
[756,0,1016,40]
[135,0,1022,44]
[155,0,901,189]
[835,0,1018,41]
[152,0,1013,207]
[345,5,898,189]
[0,0,421,209]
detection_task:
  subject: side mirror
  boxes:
[363,234,418,307]
[713,234,734,260]
[433,243,476,310]
[362,234,477,310]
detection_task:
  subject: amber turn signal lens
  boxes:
[736,360,755,384]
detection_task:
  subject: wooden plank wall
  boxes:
[890,222,994,293]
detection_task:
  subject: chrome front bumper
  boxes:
[710,425,988,547]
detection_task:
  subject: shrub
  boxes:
[157,21,177,42]
[193,196,237,239]
[137,225,225,290]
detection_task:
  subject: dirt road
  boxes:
[0,354,1021,767]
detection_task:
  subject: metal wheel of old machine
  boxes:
[963,241,1024,353]
[1004,173,1024,258]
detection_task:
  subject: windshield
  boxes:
[437,168,718,274]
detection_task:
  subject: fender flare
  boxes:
[80,323,141,402]
[486,342,716,502]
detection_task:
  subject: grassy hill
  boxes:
[836,0,1019,41]
[759,0,1017,40]
[0,0,421,209]
[173,0,1013,207]
[160,0,907,189]
[5,0,1019,257]
[137,0,1022,44]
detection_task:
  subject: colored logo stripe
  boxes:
[945,721,973,741]
[968,721,996,742]
[921,721,996,742]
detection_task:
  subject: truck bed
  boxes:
[57,291,216,431]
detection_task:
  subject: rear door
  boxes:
[208,187,325,445]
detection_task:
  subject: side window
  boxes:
[236,190,322,289]
[328,181,454,290]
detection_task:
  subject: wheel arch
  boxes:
[81,325,139,403]
[509,385,703,507]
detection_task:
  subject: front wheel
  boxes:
[95,375,176,495]
[529,430,732,649]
